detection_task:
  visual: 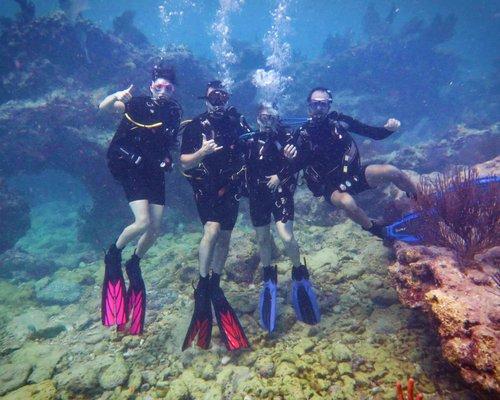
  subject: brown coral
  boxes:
[414,167,499,260]
[389,243,500,393]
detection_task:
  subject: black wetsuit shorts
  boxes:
[249,184,295,227]
[117,165,165,205]
[194,185,240,231]
[324,164,371,204]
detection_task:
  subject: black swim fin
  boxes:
[182,276,212,350]
[259,265,277,333]
[210,273,249,351]
[101,244,127,327]
[121,254,146,335]
[291,262,321,325]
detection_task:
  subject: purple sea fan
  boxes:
[415,167,499,261]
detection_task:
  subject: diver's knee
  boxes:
[203,222,221,242]
[278,230,293,245]
[380,164,400,179]
[282,237,296,249]
[394,168,407,181]
[331,192,352,210]
[135,216,151,232]
[330,191,344,207]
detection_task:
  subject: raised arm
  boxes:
[180,133,223,171]
[99,85,134,114]
[338,113,400,140]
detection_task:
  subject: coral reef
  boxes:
[414,167,499,260]
[112,10,150,47]
[0,11,208,245]
[0,4,497,399]
[362,123,500,174]
[396,378,424,400]
[0,4,497,248]
[12,0,35,24]
[0,215,480,399]
[0,249,58,280]
[388,159,500,394]
[389,243,499,393]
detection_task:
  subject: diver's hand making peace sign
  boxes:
[115,84,134,103]
[283,144,297,159]
[199,133,223,157]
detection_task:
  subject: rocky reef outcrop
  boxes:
[0,183,30,253]
[0,10,208,248]
[388,158,500,394]
[389,244,499,393]
[362,123,500,174]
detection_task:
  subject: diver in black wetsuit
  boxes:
[180,80,250,351]
[243,104,320,331]
[98,63,182,335]
[244,104,300,265]
[295,87,417,238]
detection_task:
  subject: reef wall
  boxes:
[388,157,500,394]
[0,11,210,247]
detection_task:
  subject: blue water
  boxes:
[0,1,498,399]
[2,0,499,73]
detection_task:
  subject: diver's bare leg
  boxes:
[116,200,151,249]
[199,221,221,277]
[365,164,417,195]
[136,204,164,258]
[275,220,300,267]
[330,191,372,229]
[255,225,272,267]
[211,229,232,274]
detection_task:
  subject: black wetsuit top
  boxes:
[244,126,296,185]
[108,96,182,168]
[181,108,251,190]
[107,96,182,204]
[295,111,393,197]
[244,126,297,226]
[181,108,251,229]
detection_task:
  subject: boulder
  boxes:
[35,278,82,305]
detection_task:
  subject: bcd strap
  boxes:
[124,113,163,129]
[181,163,209,181]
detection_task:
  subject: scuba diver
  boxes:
[294,87,417,238]
[98,63,182,335]
[242,104,320,333]
[180,80,251,351]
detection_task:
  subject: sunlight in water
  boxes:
[253,0,293,110]
[211,0,245,90]
[158,0,198,51]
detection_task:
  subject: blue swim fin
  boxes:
[385,175,500,243]
[259,266,278,333]
[291,263,320,325]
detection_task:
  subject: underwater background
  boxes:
[0,0,498,399]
